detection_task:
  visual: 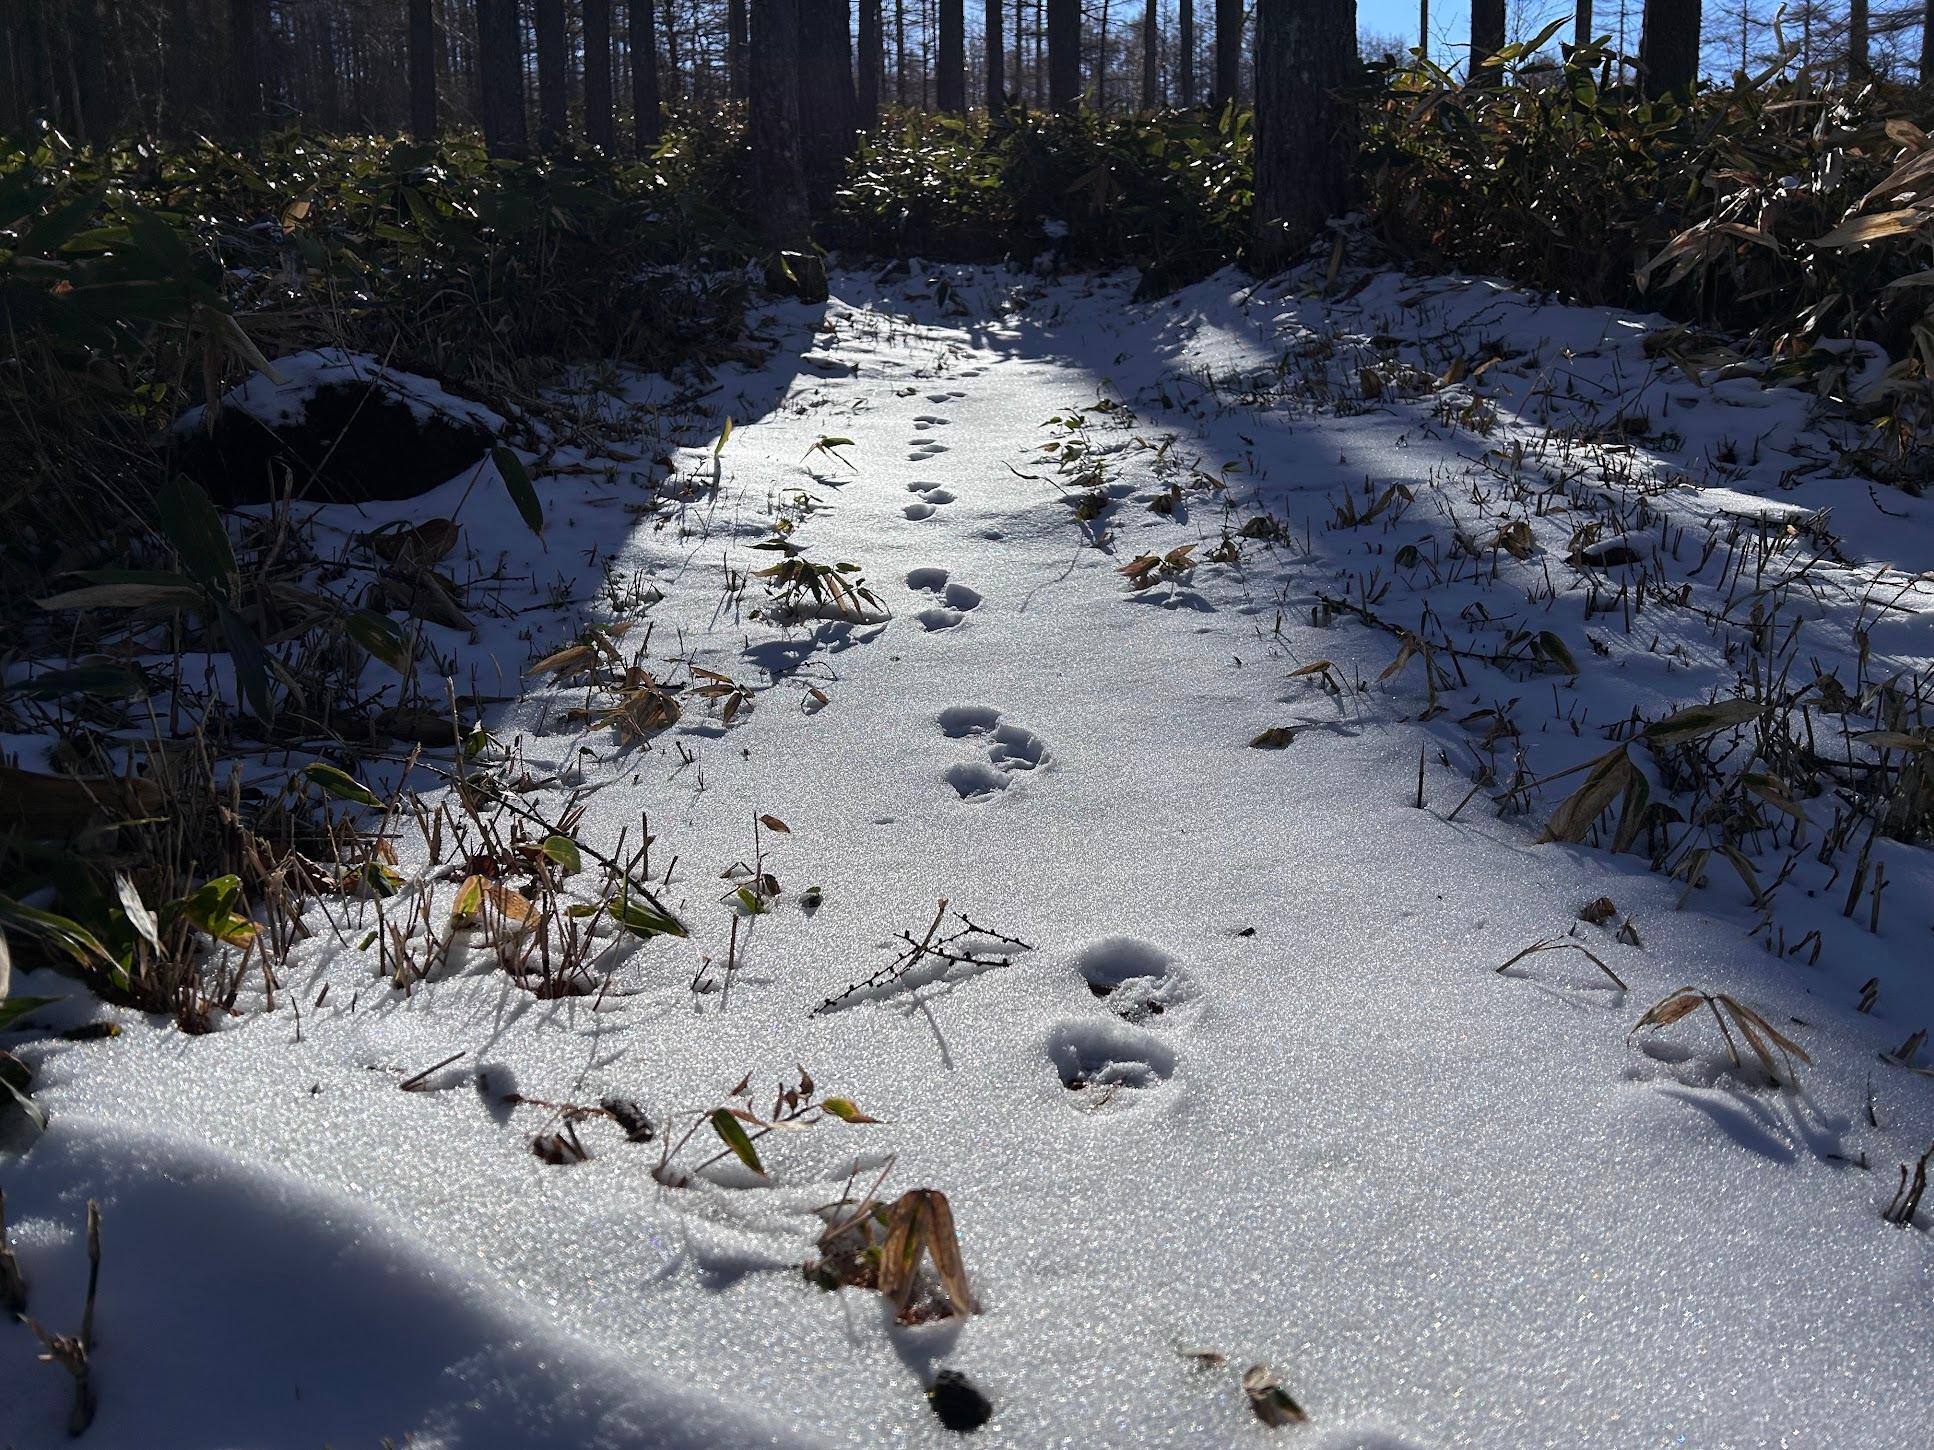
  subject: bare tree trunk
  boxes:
[1573,0,1591,48]
[730,0,749,98]
[749,0,811,248]
[227,0,263,139]
[1638,0,1701,97]
[1047,0,1079,111]
[1850,0,1869,77]
[536,0,568,146]
[662,0,681,103]
[409,0,440,138]
[984,0,1004,107]
[1470,0,1504,84]
[631,0,662,146]
[896,0,907,102]
[1099,0,1111,111]
[1141,0,1159,107]
[799,0,857,207]
[1178,0,1193,104]
[860,0,882,118]
[583,0,614,147]
[1252,0,1355,272]
[1922,0,1934,88]
[1213,0,1240,110]
[937,0,965,107]
[1419,0,1428,54]
[477,0,529,156]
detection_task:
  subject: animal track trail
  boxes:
[937,704,1047,798]
[903,481,958,521]
[906,568,983,631]
[1045,1019,1176,1110]
[1071,938,1198,1025]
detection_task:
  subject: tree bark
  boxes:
[937,0,965,108]
[799,0,857,209]
[1251,0,1356,272]
[227,0,263,139]
[535,0,568,147]
[729,0,749,98]
[1573,0,1591,48]
[1212,0,1241,110]
[662,0,682,103]
[632,0,663,145]
[860,0,883,119]
[1470,0,1504,84]
[1141,0,1159,108]
[1638,0,1701,98]
[409,0,439,139]
[477,0,529,157]
[1047,0,1079,112]
[983,0,1003,108]
[1922,0,1934,88]
[749,0,811,248]
[585,0,615,148]
[1178,0,1193,105]
[1850,0,1869,77]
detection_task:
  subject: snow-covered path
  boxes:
[6,267,1934,1448]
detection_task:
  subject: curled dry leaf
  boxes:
[1241,1365,1308,1428]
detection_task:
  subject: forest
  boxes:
[5,2,1934,1447]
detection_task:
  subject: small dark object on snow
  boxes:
[1578,897,1618,926]
[177,380,495,506]
[927,1369,992,1433]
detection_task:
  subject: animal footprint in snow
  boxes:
[938,705,1047,798]
[903,482,957,520]
[909,569,982,631]
[1072,937,1196,1024]
[1046,1019,1175,1106]
[912,415,953,429]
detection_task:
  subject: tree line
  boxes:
[14,3,1931,149]
[7,2,1932,271]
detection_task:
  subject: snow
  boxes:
[7,262,1934,1446]
[172,348,505,434]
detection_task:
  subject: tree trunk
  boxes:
[730,0,749,98]
[1470,0,1504,84]
[799,0,857,209]
[937,0,965,108]
[1922,0,1934,88]
[860,0,882,119]
[585,0,615,147]
[1419,0,1428,55]
[535,0,568,147]
[632,0,663,146]
[984,0,1004,108]
[1573,0,1591,48]
[1141,0,1159,108]
[1213,0,1240,110]
[410,0,439,138]
[662,0,681,103]
[1251,0,1356,272]
[1047,0,1079,112]
[1178,0,1193,105]
[1850,0,1869,77]
[749,0,811,248]
[1638,0,1701,98]
[227,0,263,139]
[1098,0,1110,112]
[476,0,529,157]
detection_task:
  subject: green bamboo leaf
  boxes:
[492,446,544,535]
[155,474,238,593]
[709,1107,765,1176]
[0,997,62,1033]
[346,610,414,677]
[541,835,583,874]
[1642,699,1761,747]
[300,762,381,807]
